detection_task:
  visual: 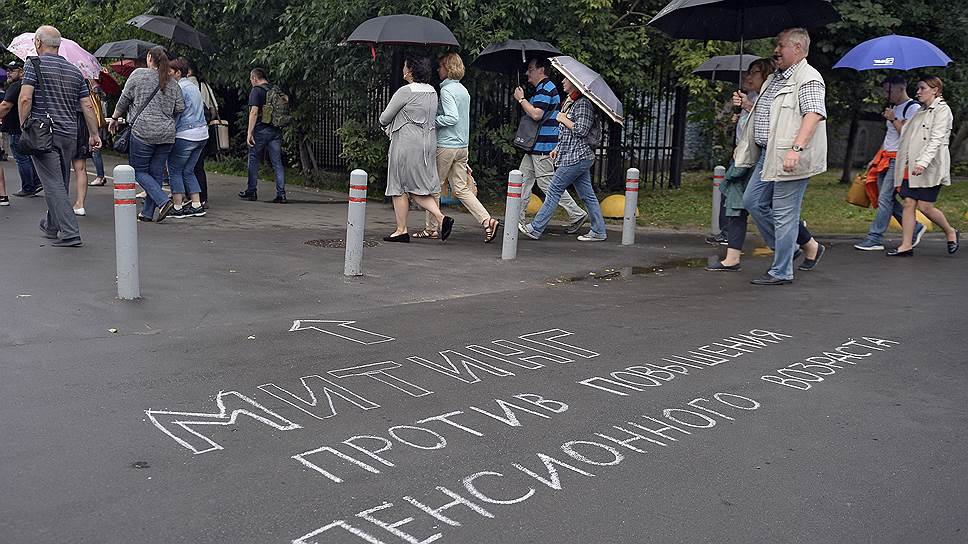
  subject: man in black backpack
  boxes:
[240,67,286,203]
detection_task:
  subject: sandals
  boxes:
[88,177,107,186]
[412,229,439,239]
[483,218,500,244]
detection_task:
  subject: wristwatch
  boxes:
[792,144,804,153]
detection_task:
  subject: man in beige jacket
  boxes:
[735,28,826,285]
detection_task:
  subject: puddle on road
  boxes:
[548,257,711,285]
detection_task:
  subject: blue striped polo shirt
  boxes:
[529,78,560,155]
[23,54,88,137]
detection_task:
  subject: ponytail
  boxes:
[148,46,171,93]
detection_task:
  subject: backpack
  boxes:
[259,84,292,128]
[901,99,917,118]
[586,112,602,150]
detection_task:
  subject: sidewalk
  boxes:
[0,154,723,345]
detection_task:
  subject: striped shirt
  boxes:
[529,78,560,155]
[23,54,88,137]
[753,59,826,147]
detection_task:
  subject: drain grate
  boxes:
[305,239,381,248]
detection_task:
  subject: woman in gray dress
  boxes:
[379,56,454,242]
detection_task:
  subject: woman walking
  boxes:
[379,56,453,243]
[166,57,208,218]
[519,76,606,241]
[888,76,959,256]
[108,46,184,222]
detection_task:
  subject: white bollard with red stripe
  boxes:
[344,169,368,276]
[622,168,640,246]
[502,169,524,260]
[113,165,140,299]
[711,165,725,235]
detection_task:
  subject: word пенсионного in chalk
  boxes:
[292,392,761,544]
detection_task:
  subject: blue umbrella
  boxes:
[833,34,952,71]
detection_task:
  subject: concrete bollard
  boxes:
[502,170,524,261]
[344,169,368,277]
[622,168,640,246]
[711,165,725,235]
[113,165,140,299]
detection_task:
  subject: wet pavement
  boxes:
[1,157,966,544]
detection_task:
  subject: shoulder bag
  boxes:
[513,100,554,152]
[113,83,161,154]
[17,58,55,155]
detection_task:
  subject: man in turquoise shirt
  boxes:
[420,53,499,243]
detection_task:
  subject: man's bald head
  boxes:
[35,25,62,50]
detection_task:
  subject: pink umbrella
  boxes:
[5,32,102,79]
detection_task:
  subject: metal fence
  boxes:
[303,64,685,192]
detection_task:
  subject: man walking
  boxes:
[1,61,42,197]
[240,67,286,203]
[512,58,586,232]
[854,76,925,251]
[736,28,826,285]
[18,26,101,247]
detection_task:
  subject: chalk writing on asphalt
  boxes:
[145,329,600,454]
[761,336,901,390]
[290,319,396,345]
[290,391,761,544]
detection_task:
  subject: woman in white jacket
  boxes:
[888,76,959,256]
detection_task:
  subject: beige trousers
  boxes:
[426,147,491,230]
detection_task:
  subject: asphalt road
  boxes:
[1,160,965,544]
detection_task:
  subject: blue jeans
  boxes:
[168,138,206,195]
[92,150,105,178]
[9,133,41,191]
[530,159,605,237]
[865,159,904,243]
[743,151,810,280]
[246,125,285,197]
[129,135,172,218]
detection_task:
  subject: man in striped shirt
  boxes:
[18,26,101,247]
[512,58,587,232]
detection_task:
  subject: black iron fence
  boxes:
[303,63,685,193]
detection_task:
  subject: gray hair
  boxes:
[779,27,810,55]
[35,26,62,48]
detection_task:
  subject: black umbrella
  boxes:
[649,0,840,102]
[692,54,760,83]
[472,39,561,73]
[127,14,215,53]
[93,39,159,60]
[345,14,459,48]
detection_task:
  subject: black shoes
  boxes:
[565,214,588,235]
[155,200,174,222]
[39,219,57,239]
[886,248,913,257]
[705,233,728,246]
[13,186,43,197]
[383,233,410,243]
[751,273,792,286]
[239,190,257,201]
[798,243,826,271]
[271,196,287,204]
[948,230,960,254]
[440,216,455,241]
[705,261,741,271]
[0,195,8,206]
[137,214,152,222]
[52,237,83,247]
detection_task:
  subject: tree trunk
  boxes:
[840,111,860,184]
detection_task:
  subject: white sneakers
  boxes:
[73,207,86,216]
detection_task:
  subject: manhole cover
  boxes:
[305,239,381,248]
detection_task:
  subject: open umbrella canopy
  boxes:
[648,0,840,41]
[693,54,761,82]
[6,33,102,79]
[94,39,159,60]
[472,39,561,73]
[127,14,214,53]
[346,14,458,47]
[833,34,953,71]
[110,59,141,78]
[550,56,623,125]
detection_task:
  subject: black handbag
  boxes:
[17,58,55,155]
[113,84,160,154]
[512,104,553,152]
